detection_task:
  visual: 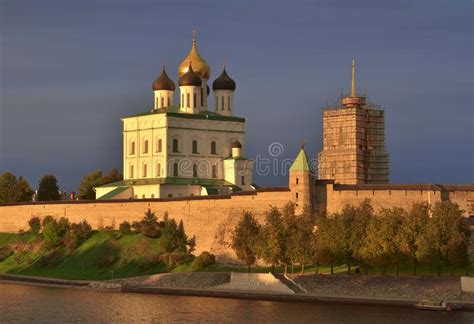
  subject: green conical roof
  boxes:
[290,146,310,172]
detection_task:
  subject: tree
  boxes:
[418,201,470,276]
[140,209,161,238]
[28,216,41,235]
[338,200,374,274]
[37,175,60,201]
[232,211,261,272]
[313,216,342,274]
[77,169,123,200]
[258,207,285,273]
[289,207,316,273]
[0,172,34,203]
[400,203,429,276]
[359,208,405,275]
[102,168,122,184]
[42,217,70,247]
[78,170,103,200]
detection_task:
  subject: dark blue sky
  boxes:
[1,0,473,191]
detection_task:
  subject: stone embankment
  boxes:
[293,275,474,302]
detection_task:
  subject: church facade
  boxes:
[95,33,254,200]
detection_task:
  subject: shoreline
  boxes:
[2,273,474,310]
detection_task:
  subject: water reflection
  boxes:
[0,283,472,323]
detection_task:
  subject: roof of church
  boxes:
[179,63,202,87]
[123,106,245,122]
[290,146,311,172]
[97,177,238,188]
[213,66,236,91]
[153,66,175,91]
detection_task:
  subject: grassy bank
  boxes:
[1,231,472,280]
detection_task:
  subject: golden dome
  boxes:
[178,31,211,79]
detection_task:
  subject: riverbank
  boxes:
[2,272,474,310]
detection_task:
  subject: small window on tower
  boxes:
[160,97,164,108]
[192,140,198,154]
[157,139,162,152]
[228,96,231,110]
[241,176,245,185]
[130,165,134,178]
[143,163,147,177]
[211,141,217,155]
[216,96,219,110]
[130,142,135,155]
[193,93,196,108]
[296,178,299,185]
[172,139,179,153]
[221,96,224,110]
[143,140,149,154]
[212,165,217,178]
[157,163,161,177]
[167,96,170,107]
[173,163,179,176]
[187,93,190,107]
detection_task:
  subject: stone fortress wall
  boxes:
[0,183,472,261]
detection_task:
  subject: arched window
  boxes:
[241,176,245,185]
[296,178,299,185]
[130,164,134,178]
[193,164,198,177]
[212,165,217,178]
[216,96,219,110]
[156,163,161,177]
[173,163,179,176]
[142,194,146,199]
[221,96,224,110]
[157,139,162,153]
[193,93,196,108]
[186,93,190,107]
[200,88,204,106]
[130,141,135,155]
[160,97,164,108]
[211,141,217,155]
[167,96,171,107]
[192,140,198,154]
[181,94,184,107]
[172,139,179,153]
[156,98,159,108]
[143,163,147,177]
[168,194,173,198]
[228,96,231,110]
[151,194,155,198]
[143,140,149,154]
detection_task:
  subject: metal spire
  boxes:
[351,59,356,97]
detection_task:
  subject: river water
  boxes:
[0,283,472,323]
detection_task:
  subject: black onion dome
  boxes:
[212,66,236,91]
[153,66,175,91]
[178,63,202,87]
[231,141,242,148]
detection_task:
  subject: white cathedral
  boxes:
[95,33,255,200]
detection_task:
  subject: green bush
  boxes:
[28,217,41,235]
[38,249,65,267]
[0,246,13,261]
[94,243,120,267]
[192,251,216,269]
[119,221,131,234]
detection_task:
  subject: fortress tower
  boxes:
[317,61,389,184]
[289,146,314,214]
